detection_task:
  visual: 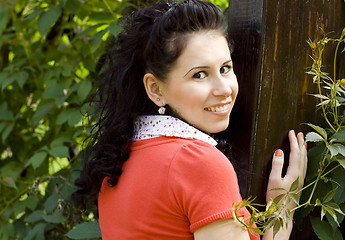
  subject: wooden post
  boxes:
[228,1,345,238]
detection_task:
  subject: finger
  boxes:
[287,130,301,174]
[297,132,307,151]
[269,149,284,179]
[289,130,299,153]
[296,132,308,172]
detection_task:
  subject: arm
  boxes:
[194,130,307,240]
[194,218,250,240]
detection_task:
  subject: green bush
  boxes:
[0,0,130,239]
[0,0,228,239]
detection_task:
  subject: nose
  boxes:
[212,76,233,97]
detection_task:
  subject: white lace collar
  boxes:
[132,115,217,146]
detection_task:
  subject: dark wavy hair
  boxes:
[73,0,227,207]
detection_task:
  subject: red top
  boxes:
[99,137,260,239]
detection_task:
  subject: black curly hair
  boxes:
[73,0,228,207]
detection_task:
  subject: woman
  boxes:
[73,0,308,239]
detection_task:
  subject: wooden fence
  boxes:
[227,0,345,239]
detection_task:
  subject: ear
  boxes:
[143,73,165,107]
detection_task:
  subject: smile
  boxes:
[204,103,231,113]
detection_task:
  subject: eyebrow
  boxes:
[183,59,233,77]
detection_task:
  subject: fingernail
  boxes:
[275,149,283,157]
[301,132,304,139]
[292,130,296,136]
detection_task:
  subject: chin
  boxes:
[204,121,229,134]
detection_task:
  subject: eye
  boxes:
[192,71,207,80]
[220,65,232,74]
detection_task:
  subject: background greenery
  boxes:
[0,0,228,239]
[1,0,344,240]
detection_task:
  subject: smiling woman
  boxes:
[143,31,238,133]
[72,1,307,239]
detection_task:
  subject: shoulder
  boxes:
[170,139,234,175]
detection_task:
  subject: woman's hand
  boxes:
[264,130,308,239]
[266,130,307,205]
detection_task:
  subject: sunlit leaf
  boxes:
[305,132,324,142]
[306,124,327,139]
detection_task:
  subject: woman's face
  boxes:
[160,31,238,133]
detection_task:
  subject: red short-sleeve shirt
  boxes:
[98,137,259,239]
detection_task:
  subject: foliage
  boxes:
[0,0,229,239]
[300,28,345,239]
[0,0,136,239]
[233,29,345,239]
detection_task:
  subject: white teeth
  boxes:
[206,103,231,112]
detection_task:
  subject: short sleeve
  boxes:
[168,140,252,233]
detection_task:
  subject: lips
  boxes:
[204,103,231,113]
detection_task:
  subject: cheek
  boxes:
[167,85,208,110]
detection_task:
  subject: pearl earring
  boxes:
[158,106,166,115]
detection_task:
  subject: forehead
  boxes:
[176,31,231,66]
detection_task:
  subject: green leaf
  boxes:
[42,84,65,99]
[42,211,64,223]
[330,129,345,142]
[77,80,92,102]
[289,177,299,192]
[90,29,107,52]
[25,152,47,170]
[305,132,325,142]
[0,6,9,35]
[2,123,14,143]
[0,102,14,121]
[108,21,122,37]
[68,109,82,126]
[290,193,300,205]
[306,124,327,139]
[23,222,46,240]
[273,219,282,239]
[16,71,29,88]
[33,102,55,126]
[56,108,82,126]
[37,5,62,36]
[25,196,39,211]
[333,143,345,156]
[25,210,45,222]
[328,144,340,157]
[49,146,69,158]
[2,176,17,189]
[273,194,285,204]
[337,158,345,169]
[310,216,334,240]
[1,74,16,90]
[65,221,102,239]
[44,192,58,213]
[323,189,336,203]
[63,0,83,14]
